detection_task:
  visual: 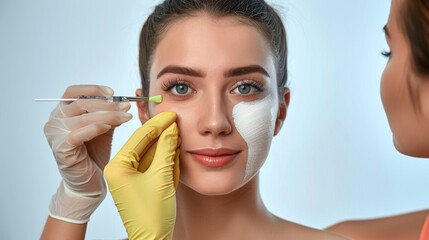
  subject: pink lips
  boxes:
[188,148,240,168]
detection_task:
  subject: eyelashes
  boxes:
[236,79,264,91]
[161,79,190,91]
[232,79,264,95]
[381,50,392,58]
[160,78,265,96]
[161,79,194,96]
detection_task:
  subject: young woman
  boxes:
[40,0,346,239]
[327,0,429,239]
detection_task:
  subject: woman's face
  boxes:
[138,14,288,195]
[381,0,429,157]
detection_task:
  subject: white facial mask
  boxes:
[232,95,278,183]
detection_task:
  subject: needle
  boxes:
[34,95,163,103]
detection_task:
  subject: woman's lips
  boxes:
[187,148,240,168]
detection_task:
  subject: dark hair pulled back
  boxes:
[400,0,429,75]
[138,0,288,96]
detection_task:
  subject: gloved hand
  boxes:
[44,85,132,224]
[104,112,180,240]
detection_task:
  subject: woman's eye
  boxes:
[161,79,194,96]
[232,83,261,95]
[171,84,191,95]
[237,84,252,94]
[381,50,392,58]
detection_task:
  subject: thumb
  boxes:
[146,122,179,176]
[110,112,176,170]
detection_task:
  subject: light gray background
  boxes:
[1,0,429,239]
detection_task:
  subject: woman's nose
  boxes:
[197,95,233,136]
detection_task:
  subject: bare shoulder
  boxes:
[325,209,429,240]
[273,217,350,240]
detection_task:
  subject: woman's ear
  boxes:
[274,88,290,136]
[135,88,150,124]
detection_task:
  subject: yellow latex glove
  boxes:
[104,112,180,240]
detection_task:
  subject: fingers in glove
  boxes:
[143,123,179,197]
[111,112,176,166]
[51,85,131,118]
[56,100,131,117]
[62,85,113,98]
[67,123,113,146]
[104,112,176,181]
[85,128,114,170]
[62,111,132,132]
[137,141,157,173]
[136,135,180,188]
[52,100,131,121]
[59,85,114,116]
[147,122,179,175]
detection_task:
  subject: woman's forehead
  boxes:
[150,14,275,75]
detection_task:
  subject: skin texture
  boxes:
[327,0,429,239]
[326,210,429,240]
[136,14,347,240]
[140,14,282,195]
[380,0,429,157]
[40,216,87,240]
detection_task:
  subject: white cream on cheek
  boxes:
[232,95,278,183]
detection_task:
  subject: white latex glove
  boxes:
[44,85,132,224]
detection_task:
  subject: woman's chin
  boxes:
[179,176,245,196]
[393,133,429,158]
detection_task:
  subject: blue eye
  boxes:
[172,84,190,95]
[232,81,263,95]
[161,79,193,96]
[237,84,252,94]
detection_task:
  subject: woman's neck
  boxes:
[173,174,276,240]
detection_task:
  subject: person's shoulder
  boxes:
[274,217,350,240]
[325,209,429,240]
[285,221,349,240]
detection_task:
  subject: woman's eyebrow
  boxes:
[225,65,270,78]
[157,65,205,79]
[156,64,270,79]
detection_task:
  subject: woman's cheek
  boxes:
[380,56,409,136]
[232,95,278,183]
[149,100,189,134]
[380,66,393,119]
[148,99,178,116]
